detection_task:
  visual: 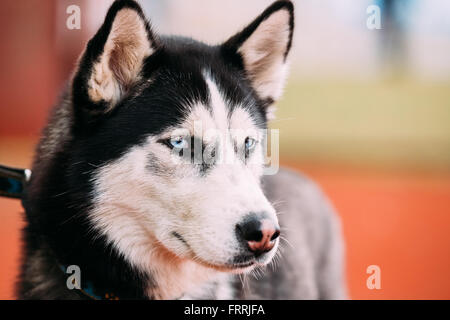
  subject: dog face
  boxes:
[71,0,294,275]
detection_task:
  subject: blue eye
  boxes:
[245,137,256,150]
[170,136,188,149]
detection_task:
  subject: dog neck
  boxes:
[50,232,231,300]
[142,239,230,299]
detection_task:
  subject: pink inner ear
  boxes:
[237,9,292,104]
[87,8,153,106]
[108,9,153,88]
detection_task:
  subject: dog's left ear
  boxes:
[72,0,159,122]
[222,1,294,116]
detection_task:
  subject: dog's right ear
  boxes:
[72,0,159,122]
[222,1,294,119]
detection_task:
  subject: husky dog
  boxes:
[18,0,346,299]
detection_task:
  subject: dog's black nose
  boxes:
[236,215,280,256]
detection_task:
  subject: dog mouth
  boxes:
[170,231,274,273]
[197,259,256,273]
[190,251,274,274]
[184,251,258,273]
[225,259,256,270]
[214,253,275,273]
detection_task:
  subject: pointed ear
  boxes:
[222,1,294,117]
[72,0,159,118]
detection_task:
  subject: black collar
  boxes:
[60,265,120,300]
[1,165,122,300]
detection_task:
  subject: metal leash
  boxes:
[0,165,31,199]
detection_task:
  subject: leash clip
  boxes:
[0,165,31,199]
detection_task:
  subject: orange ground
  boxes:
[285,162,450,299]
[1,138,450,300]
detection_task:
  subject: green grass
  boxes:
[272,78,450,171]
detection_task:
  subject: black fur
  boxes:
[18,0,294,299]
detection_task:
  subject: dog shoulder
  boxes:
[32,84,74,169]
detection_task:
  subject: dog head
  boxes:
[70,0,294,275]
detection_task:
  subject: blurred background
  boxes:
[1,0,449,299]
